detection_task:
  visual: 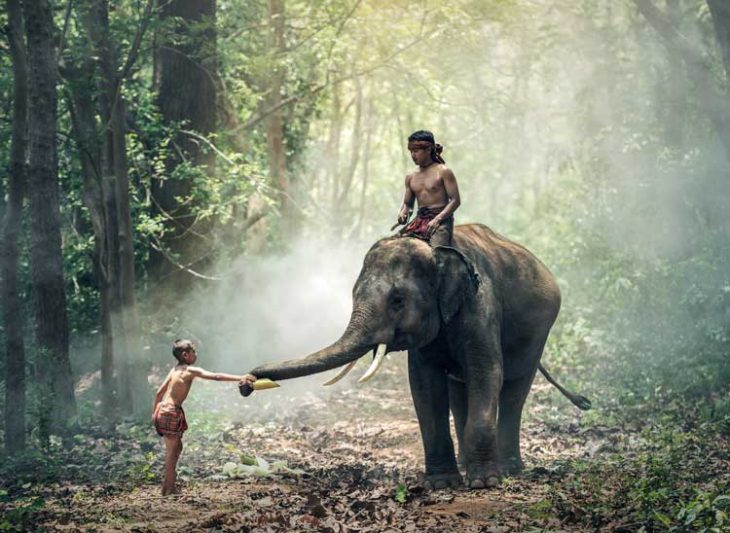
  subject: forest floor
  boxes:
[1,358,729,532]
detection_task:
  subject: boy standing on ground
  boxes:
[396,130,461,247]
[152,339,256,495]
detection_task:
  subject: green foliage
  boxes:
[126,451,157,484]
[674,492,730,532]
[394,483,407,504]
[0,450,62,486]
[0,489,46,532]
[537,407,729,531]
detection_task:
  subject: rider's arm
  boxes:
[434,168,461,223]
[398,174,415,224]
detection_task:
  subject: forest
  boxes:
[0,0,728,531]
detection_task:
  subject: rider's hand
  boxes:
[426,218,441,236]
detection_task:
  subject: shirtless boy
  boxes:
[152,339,255,495]
[396,130,461,247]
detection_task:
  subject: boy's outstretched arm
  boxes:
[188,366,253,383]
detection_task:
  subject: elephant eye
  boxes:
[389,292,405,309]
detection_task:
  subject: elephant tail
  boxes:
[538,363,592,410]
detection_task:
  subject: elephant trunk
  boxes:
[250,334,371,381]
[250,310,376,381]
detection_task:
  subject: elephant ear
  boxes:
[433,246,480,324]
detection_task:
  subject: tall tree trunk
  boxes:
[152,0,217,288]
[65,58,117,422]
[265,0,289,234]
[355,91,372,239]
[22,0,77,435]
[707,0,730,83]
[82,0,146,418]
[326,86,342,231]
[3,0,28,455]
[112,96,147,418]
[338,78,362,206]
[659,0,687,147]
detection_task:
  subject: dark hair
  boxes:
[407,130,445,164]
[408,130,436,144]
[172,339,196,362]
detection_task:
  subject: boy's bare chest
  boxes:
[411,171,444,195]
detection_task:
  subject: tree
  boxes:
[265,0,290,233]
[64,0,152,419]
[22,0,77,435]
[152,0,218,288]
[64,50,119,422]
[84,0,147,419]
[633,0,730,158]
[2,0,28,454]
[707,0,730,81]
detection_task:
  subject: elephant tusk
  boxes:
[322,353,369,386]
[358,344,387,383]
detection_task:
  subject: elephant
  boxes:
[244,223,591,489]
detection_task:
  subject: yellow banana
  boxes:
[252,378,280,391]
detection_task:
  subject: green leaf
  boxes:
[395,484,407,504]
[239,453,257,466]
[653,511,672,527]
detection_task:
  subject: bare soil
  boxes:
[21,359,605,532]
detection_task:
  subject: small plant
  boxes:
[674,491,730,531]
[126,451,157,484]
[394,483,407,504]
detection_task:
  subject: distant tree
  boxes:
[63,0,152,420]
[633,0,730,158]
[707,0,730,81]
[22,0,77,436]
[63,45,120,423]
[152,0,218,288]
[265,0,290,232]
[3,0,28,454]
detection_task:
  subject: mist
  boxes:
[291,1,730,397]
[3,1,728,529]
[55,0,730,413]
[183,239,372,376]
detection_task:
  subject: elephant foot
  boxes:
[423,472,463,491]
[465,464,501,489]
[502,456,524,476]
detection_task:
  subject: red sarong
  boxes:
[400,206,451,242]
[153,402,188,438]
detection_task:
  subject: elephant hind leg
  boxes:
[499,333,548,475]
[497,330,549,475]
[498,368,537,475]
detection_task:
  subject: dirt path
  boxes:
[29,362,598,531]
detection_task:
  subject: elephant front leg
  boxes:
[408,349,462,490]
[463,358,502,489]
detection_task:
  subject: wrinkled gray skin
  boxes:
[249,224,589,490]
